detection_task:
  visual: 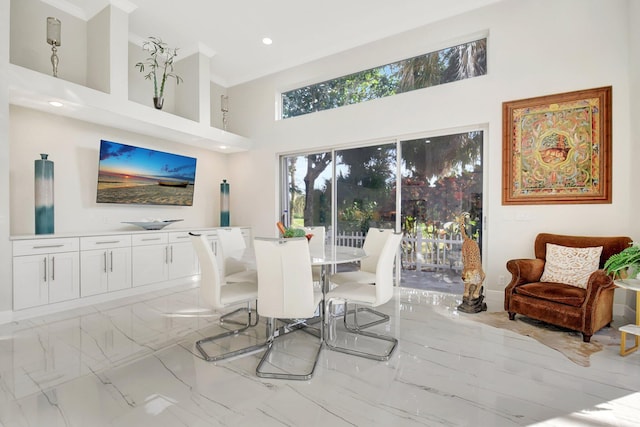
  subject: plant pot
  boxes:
[153,97,164,110]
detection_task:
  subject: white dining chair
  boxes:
[216,227,257,284]
[190,233,265,361]
[329,227,394,329]
[324,232,403,361]
[254,237,323,380]
[329,227,393,285]
[303,226,325,283]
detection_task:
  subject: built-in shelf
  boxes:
[8,64,252,153]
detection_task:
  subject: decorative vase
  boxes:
[35,153,54,234]
[220,179,230,226]
[153,97,164,109]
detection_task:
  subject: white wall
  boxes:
[10,0,87,86]
[226,0,638,303]
[174,53,200,122]
[210,82,226,130]
[86,6,110,93]
[9,106,229,236]
[628,0,640,311]
[1,0,12,317]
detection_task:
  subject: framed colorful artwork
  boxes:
[502,86,612,205]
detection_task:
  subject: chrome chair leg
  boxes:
[196,301,265,362]
[344,304,389,331]
[256,315,323,380]
[220,301,260,327]
[325,299,397,361]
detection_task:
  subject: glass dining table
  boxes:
[309,244,367,294]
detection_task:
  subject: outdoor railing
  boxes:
[335,230,463,272]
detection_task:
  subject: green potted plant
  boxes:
[276,222,312,240]
[604,242,640,280]
[135,37,183,109]
[282,227,307,238]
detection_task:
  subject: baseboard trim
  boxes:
[621,304,637,324]
[484,289,504,312]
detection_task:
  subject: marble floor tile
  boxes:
[0,285,639,426]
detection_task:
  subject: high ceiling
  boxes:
[55,0,504,87]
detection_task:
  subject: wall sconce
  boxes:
[46,17,61,77]
[221,94,229,130]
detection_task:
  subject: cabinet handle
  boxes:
[165,246,169,264]
[43,257,47,282]
[95,240,120,245]
[33,244,64,249]
[104,251,107,273]
[170,245,174,263]
[142,237,162,242]
[110,251,114,272]
[175,235,189,240]
[51,256,55,281]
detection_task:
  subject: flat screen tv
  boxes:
[96,140,197,206]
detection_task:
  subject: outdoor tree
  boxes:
[302,153,332,226]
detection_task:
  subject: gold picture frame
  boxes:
[502,86,612,205]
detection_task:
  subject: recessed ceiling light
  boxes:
[49,101,63,107]
[262,37,273,45]
[220,145,227,150]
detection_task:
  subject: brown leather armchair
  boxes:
[505,233,632,342]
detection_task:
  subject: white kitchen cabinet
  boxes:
[193,229,221,274]
[132,233,169,287]
[12,238,80,310]
[80,235,132,297]
[12,227,251,313]
[131,231,198,287]
[167,232,199,280]
[199,230,219,254]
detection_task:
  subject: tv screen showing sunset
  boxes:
[96,140,197,206]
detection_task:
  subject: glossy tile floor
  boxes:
[1,284,639,426]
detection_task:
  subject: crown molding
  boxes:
[40,0,137,20]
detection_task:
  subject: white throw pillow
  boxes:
[539,243,603,289]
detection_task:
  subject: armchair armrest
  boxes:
[581,269,616,333]
[505,258,545,286]
[504,258,545,312]
[583,269,616,303]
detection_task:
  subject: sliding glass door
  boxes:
[281,151,333,239]
[334,143,397,246]
[280,129,483,293]
[399,131,483,292]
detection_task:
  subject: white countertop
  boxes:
[10,226,251,241]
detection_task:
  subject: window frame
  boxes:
[279,36,487,119]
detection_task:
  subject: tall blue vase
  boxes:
[35,153,54,234]
[220,179,230,226]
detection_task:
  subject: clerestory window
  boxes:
[281,37,487,119]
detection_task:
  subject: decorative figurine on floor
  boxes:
[456,212,487,313]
